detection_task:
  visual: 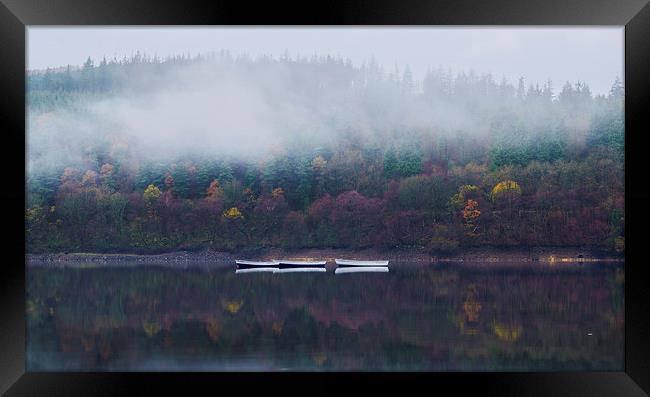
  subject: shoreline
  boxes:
[25,247,624,267]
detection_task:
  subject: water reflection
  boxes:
[335,267,389,274]
[235,268,276,274]
[274,268,327,273]
[26,262,624,371]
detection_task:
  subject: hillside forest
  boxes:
[25,53,625,254]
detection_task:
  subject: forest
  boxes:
[25,52,625,254]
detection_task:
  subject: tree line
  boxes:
[26,53,624,253]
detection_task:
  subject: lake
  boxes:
[26,262,624,371]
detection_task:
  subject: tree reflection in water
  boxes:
[26,263,624,371]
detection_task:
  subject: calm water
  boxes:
[26,262,624,371]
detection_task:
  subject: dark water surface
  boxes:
[26,262,624,371]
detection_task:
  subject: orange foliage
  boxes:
[99,163,113,178]
[463,298,482,323]
[271,187,285,198]
[463,199,481,222]
[60,167,79,184]
[206,180,223,201]
[80,170,97,188]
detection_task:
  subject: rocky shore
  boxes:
[26,246,624,268]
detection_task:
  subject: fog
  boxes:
[28,27,623,96]
[26,28,624,175]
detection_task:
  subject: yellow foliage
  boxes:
[311,155,327,171]
[25,206,42,222]
[223,207,243,220]
[493,322,522,342]
[271,187,285,198]
[142,320,161,337]
[222,300,243,314]
[450,185,479,210]
[460,185,479,195]
[614,236,625,252]
[491,180,522,202]
[143,184,162,204]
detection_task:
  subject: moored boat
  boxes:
[236,267,277,274]
[275,260,327,269]
[235,260,278,270]
[334,266,389,274]
[335,259,389,267]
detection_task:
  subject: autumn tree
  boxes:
[164,174,175,192]
[462,199,481,236]
[80,170,98,189]
[489,180,523,244]
[491,180,522,209]
[99,163,115,192]
[25,58,625,253]
[223,207,247,246]
[206,179,224,202]
[143,184,162,215]
[59,167,80,196]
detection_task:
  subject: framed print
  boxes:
[1,0,649,395]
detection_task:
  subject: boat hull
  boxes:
[235,268,277,274]
[235,260,278,270]
[335,259,389,267]
[335,267,389,274]
[275,260,326,269]
[274,268,327,273]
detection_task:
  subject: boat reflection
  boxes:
[235,268,277,274]
[274,268,327,273]
[335,266,389,274]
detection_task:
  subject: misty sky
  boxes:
[27,27,623,96]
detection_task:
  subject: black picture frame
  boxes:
[1,0,649,395]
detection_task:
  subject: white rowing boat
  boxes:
[235,260,278,267]
[275,260,327,271]
[273,267,327,273]
[335,259,389,267]
[235,260,278,272]
[334,266,389,274]
[275,260,327,266]
[235,268,277,274]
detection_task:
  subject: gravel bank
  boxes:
[26,246,623,268]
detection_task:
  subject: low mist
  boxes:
[26,52,622,176]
